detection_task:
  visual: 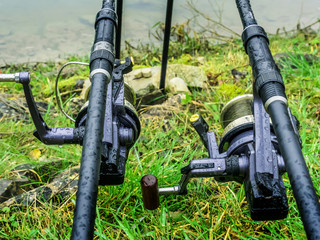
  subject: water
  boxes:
[0,0,319,65]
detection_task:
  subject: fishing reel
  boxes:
[0,56,140,186]
[141,90,300,220]
[75,57,140,185]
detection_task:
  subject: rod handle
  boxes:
[140,175,160,210]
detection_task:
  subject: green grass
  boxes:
[0,33,320,239]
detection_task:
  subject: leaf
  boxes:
[152,21,162,28]
[28,149,41,160]
[9,214,15,222]
[160,205,166,227]
[2,207,10,213]
[113,214,136,240]
[11,221,19,228]
[181,93,192,105]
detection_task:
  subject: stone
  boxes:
[0,94,54,122]
[141,68,152,78]
[197,57,205,65]
[124,64,207,99]
[156,64,207,89]
[125,67,160,94]
[231,69,248,81]
[0,178,33,203]
[7,163,39,180]
[73,79,85,90]
[133,70,143,79]
[140,94,185,120]
[168,77,190,93]
[0,165,79,208]
[66,97,85,115]
[8,160,74,183]
[79,78,91,100]
[137,89,166,106]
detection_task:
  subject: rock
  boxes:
[168,77,190,93]
[7,163,39,180]
[125,67,160,94]
[73,79,85,90]
[124,64,207,98]
[79,78,91,100]
[0,179,33,203]
[231,69,248,81]
[159,64,207,89]
[196,57,205,65]
[137,89,166,106]
[0,94,54,122]
[8,160,74,183]
[140,94,185,120]
[141,68,152,78]
[133,70,143,79]
[136,83,156,97]
[0,165,79,208]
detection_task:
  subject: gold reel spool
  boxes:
[83,82,137,115]
[220,94,254,152]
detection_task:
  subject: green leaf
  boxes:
[2,207,10,213]
[11,221,19,228]
[9,213,15,222]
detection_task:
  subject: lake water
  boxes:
[0,0,319,65]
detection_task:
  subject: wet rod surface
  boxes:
[235,0,320,238]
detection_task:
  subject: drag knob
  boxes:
[140,174,160,210]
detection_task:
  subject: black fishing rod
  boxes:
[115,0,123,59]
[70,0,117,238]
[235,0,320,238]
[141,0,320,239]
[160,0,174,93]
[0,0,140,239]
[71,0,141,239]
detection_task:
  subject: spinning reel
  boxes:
[141,89,300,220]
[0,57,140,186]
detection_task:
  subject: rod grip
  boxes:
[140,175,160,210]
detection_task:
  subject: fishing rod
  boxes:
[0,0,177,238]
[160,0,174,93]
[141,0,320,239]
[1,0,319,238]
[1,0,140,239]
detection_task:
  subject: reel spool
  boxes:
[219,94,254,152]
[75,81,138,133]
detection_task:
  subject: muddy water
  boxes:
[0,0,319,65]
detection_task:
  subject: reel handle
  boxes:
[140,175,160,210]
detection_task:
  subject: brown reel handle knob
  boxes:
[140,174,160,210]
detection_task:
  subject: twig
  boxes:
[187,1,240,38]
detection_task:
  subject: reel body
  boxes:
[219,93,288,220]
[76,57,140,185]
[141,90,300,220]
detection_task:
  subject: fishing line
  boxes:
[220,94,253,128]
[55,61,89,122]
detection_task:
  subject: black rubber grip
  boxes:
[95,8,118,29]
[242,25,269,53]
[255,70,284,89]
[90,49,115,66]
